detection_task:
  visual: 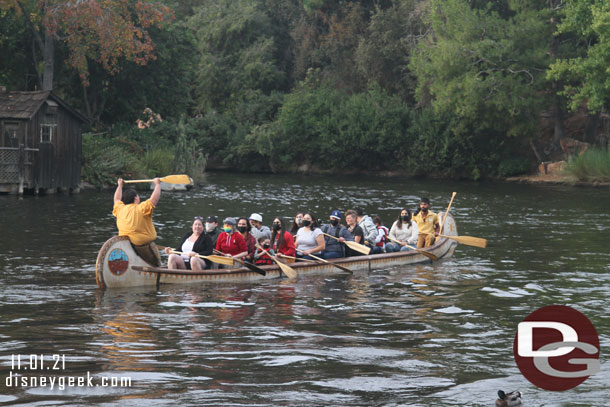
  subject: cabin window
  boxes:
[40,114,57,143]
[3,122,20,148]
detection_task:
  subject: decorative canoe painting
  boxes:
[108,248,129,275]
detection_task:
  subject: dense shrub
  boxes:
[498,157,531,177]
[564,148,610,182]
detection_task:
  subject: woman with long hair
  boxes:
[289,212,304,236]
[237,217,256,262]
[270,217,296,260]
[165,216,213,270]
[385,209,418,252]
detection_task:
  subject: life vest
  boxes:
[376,225,389,247]
[255,253,274,265]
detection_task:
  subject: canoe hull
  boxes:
[96,213,459,289]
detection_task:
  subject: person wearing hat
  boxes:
[215,217,248,259]
[204,215,221,247]
[248,213,272,241]
[320,210,353,259]
[412,197,439,248]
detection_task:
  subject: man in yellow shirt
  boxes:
[412,197,439,248]
[113,177,162,266]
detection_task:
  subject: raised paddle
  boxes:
[124,174,191,184]
[256,244,297,279]
[296,249,353,274]
[439,191,457,236]
[322,232,371,255]
[213,249,267,276]
[158,246,235,266]
[385,236,439,261]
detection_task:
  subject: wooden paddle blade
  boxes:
[160,174,191,184]
[274,259,297,279]
[442,234,487,248]
[416,249,438,261]
[202,254,235,266]
[345,240,371,255]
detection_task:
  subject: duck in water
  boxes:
[496,390,522,407]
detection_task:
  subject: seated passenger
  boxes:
[237,217,256,262]
[253,237,275,265]
[345,210,365,257]
[320,210,353,259]
[215,217,248,259]
[289,212,304,236]
[249,213,272,241]
[355,208,379,248]
[164,216,213,270]
[204,215,221,247]
[295,213,325,260]
[372,216,388,254]
[270,217,296,260]
[385,209,419,252]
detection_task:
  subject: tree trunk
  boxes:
[42,30,54,91]
[584,110,600,145]
[550,95,565,151]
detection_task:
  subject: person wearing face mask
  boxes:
[248,213,272,241]
[372,216,388,254]
[295,212,325,259]
[204,216,221,247]
[320,210,353,259]
[215,217,248,259]
[237,217,256,262]
[385,208,419,253]
[412,198,439,248]
[253,237,275,265]
[289,212,304,236]
[164,216,213,270]
[270,217,296,260]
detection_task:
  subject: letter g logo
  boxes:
[513,305,600,391]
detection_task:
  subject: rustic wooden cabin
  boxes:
[0,88,87,194]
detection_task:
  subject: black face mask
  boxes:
[330,219,339,227]
[301,219,311,227]
[272,223,281,231]
[420,207,428,213]
[401,215,409,222]
[237,226,248,233]
[263,244,271,249]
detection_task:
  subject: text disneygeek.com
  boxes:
[4,354,131,391]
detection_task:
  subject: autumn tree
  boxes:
[1,0,173,120]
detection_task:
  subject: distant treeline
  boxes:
[2,0,609,181]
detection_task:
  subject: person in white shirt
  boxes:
[385,209,419,252]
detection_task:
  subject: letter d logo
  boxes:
[513,305,600,391]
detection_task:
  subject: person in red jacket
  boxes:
[270,217,296,261]
[215,217,248,259]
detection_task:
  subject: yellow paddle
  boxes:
[160,246,235,266]
[213,249,267,276]
[385,236,438,261]
[256,244,297,279]
[296,249,353,274]
[124,174,191,184]
[438,234,487,248]
[322,232,371,255]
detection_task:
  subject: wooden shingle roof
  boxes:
[0,90,88,123]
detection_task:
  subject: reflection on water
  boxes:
[1,172,609,406]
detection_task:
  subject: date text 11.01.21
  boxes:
[11,354,65,371]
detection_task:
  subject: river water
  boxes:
[0,172,608,406]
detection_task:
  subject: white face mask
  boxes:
[205,223,216,232]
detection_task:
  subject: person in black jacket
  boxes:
[165,217,213,270]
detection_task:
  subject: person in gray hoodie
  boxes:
[249,213,272,241]
[355,208,379,249]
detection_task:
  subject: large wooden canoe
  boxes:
[96,213,459,289]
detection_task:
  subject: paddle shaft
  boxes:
[276,254,317,263]
[322,232,370,255]
[296,249,353,274]
[439,192,457,236]
[213,249,267,275]
[256,244,297,278]
[385,236,438,261]
[163,248,234,266]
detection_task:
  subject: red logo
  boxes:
[513,305,600,391]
